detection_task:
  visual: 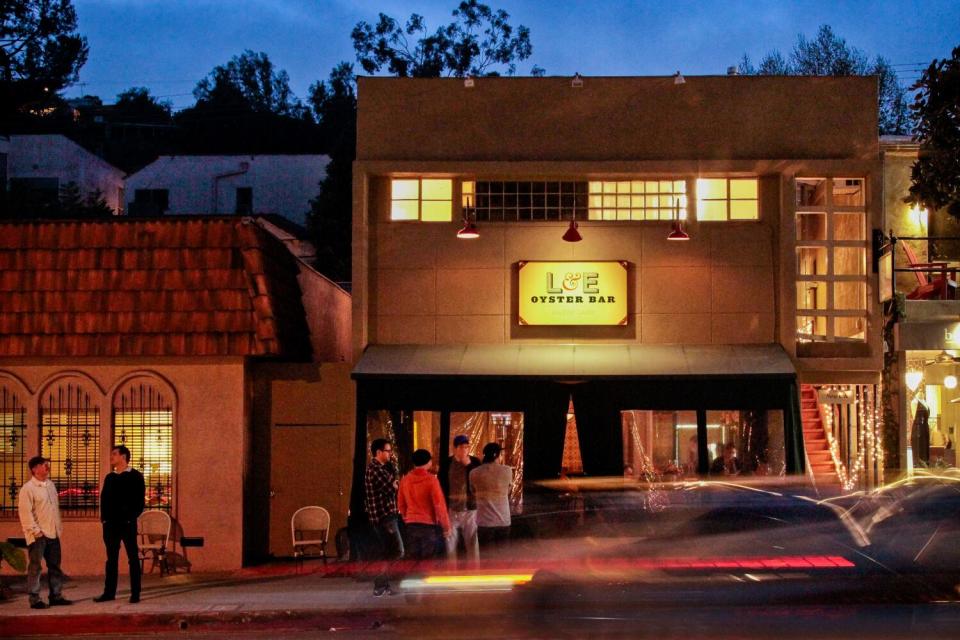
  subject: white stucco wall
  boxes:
[7,135,126,212]
[125,155,328,225]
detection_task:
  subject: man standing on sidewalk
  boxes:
[442,435,481,564]
[94,445,146,604]
[398,449,450,559]
[364,438,403,596]
[470,442,514,550]
[18,456,72,609]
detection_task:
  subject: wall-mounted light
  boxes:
[666,201,690,241]
[464,75,475,88]
[562,220,582,242]
[945,374,957,390]
[457,194,479,239]
[571,72,583,88]
[673,71,685,85]
[905,370,923,392]
[910,204,928,233]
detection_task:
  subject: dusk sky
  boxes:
[69,0,960,110]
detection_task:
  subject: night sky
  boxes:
[69,0,959,109]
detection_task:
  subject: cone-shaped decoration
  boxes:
[562,220,582,242]
[456,219,479,239]
[667,220,690,241]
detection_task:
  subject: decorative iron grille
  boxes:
[473,181,589,221]
[40,384,100,515]
[113,383,173,511]
[1,386,27,514]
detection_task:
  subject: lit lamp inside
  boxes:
[905,370,923,392]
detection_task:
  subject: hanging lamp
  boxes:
[667,201,690,241]
[562,220,582,242]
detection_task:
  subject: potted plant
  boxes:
[1,541,27,600]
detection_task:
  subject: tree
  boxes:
[0,0,88,115]
[114,87,172,123]
[908,46,960,218]
[738,25,911,135]
[193,50,301,116]
[351,0,539,78]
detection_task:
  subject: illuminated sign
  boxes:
[518,261,628,325]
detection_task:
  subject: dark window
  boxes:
[130,189,169,216]
[474,181,588,221]
[235,187,253,215]
[8,177,60,212]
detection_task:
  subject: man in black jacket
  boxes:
[93,445,146,604]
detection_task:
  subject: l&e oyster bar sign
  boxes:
[518,261,629,326]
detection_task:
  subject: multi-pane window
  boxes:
[697,178,759,221]
[390,178,452,221]
[40,383,100,515]
[0,386,26,514]
[795,177,868,343]
[113,383,174,511]
[471,181,588,221]
[588,180,687,221]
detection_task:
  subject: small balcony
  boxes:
[888,235,960,322]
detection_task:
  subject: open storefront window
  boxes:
[366,410,441,474]
[450,412,524,512]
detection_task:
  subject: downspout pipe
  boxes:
[212,161,250,214]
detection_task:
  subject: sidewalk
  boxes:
[0,561,401,637]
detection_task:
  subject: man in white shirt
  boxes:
[18,456,71,609]
[470,442,514,550]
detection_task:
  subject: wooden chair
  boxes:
[138,510,172,576]
[900,240,958,300]
[291,506,330,564]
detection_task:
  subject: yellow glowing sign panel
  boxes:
[518,261,628,325]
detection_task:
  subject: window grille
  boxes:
[40,384,100,515]
[473,181,589,221]
[0,386,27,514]
[114,383,173,511]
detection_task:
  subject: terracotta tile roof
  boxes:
[0,218,312,358]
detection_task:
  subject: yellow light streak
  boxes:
[422,574,533,586]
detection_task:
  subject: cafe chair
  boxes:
[901,240,958,300]
[291,506,330,565]
[138,510,172,576]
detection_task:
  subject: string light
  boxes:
[818,384,884,492]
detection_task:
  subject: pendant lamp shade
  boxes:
[456,219,479,239]
[562,220,582,242]
[667,220,690,241]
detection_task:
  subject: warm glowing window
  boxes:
[795,177,868,344]
[114,382,174,511]
[40,383,100,515]
[697,178,759,221]
[390,178,452,221]
[588,180,687,221]
[0,386,26,514]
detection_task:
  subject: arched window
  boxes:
[40,382,100,515]
[1,385,27,514]
[113,382,173,511]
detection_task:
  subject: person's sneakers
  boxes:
[129,595,140,604]
[48,597,72,606]
[30,601,48,609]
[92,594,115,603]
[372,586,396,597]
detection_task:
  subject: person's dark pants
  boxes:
[478,526,510,550]
[373,515,404,592]
[102,520,141,599]
[404,523,441,560]
[27,536,64,604]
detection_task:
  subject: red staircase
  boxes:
[800,385,840,486]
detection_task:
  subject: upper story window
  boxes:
[390,178,452,221]
[467,180,588,221]
[588,180,687,221]
[697,178,759,221]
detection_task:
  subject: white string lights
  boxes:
[818,384,884,491]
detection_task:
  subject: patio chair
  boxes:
[138,510,172,576]
[291,506,330,564]
[901,240,958,300]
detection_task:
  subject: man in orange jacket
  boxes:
[398,449,451,559]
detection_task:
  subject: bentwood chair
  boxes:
[138,510,172,576]
[291,506,330,565]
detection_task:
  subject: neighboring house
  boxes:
[349,75,886,517]
[124,155,328,225]
[881,135,959,473]
[0,216,352,572]
[2,134,126,213]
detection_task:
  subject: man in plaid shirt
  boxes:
[364,438,403,596]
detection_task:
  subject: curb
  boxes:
[2,608,395,637]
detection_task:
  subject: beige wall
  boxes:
[357,76,878,162]
[0,359,247,576]
[297,265,352,363]
[251,363,354,559]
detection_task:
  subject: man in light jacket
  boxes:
[18,456,72,609]
[470,442,514,550]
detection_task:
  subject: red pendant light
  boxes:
[667,220,690,241]
[562,220,582,242]
[456,218,479,239]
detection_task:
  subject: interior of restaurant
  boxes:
[904,351,959,468]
